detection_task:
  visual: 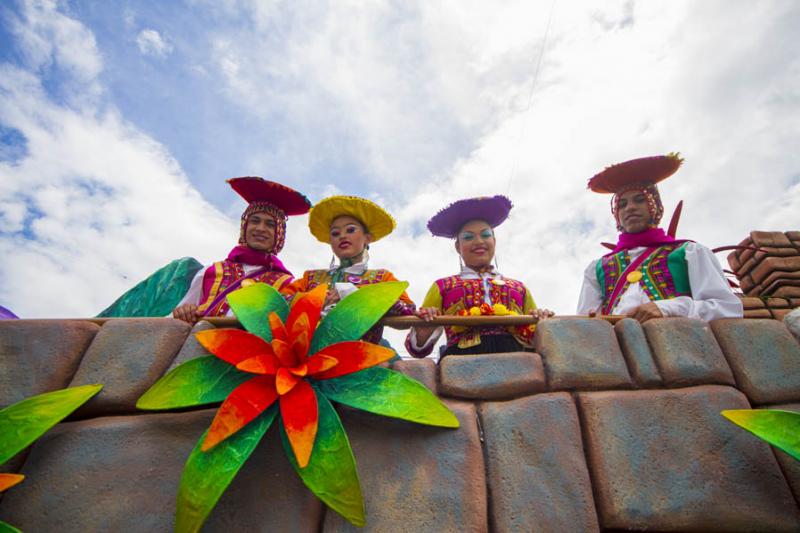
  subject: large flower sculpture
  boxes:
[137,281,459,531]
[722,409,800,461]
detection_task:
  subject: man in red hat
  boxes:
[577,154,742,323]
[172,177,311,324]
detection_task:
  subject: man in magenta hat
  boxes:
[172,177,311,323]
[577,154,741,322]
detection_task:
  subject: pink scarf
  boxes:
[226,245,291,274]
[606,228,687,256]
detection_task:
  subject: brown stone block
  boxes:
[739,274,756,293]
[534,318,633,391]
[480,393,599,533]
[773,285,800,298]
[755,247,799,262]
[391,358,438,393]
[789,298,800,308]
[744,309,773,319]
[643,318,735,387]
[772,309,793,321]
[745,282,764,297]
[737,236,755,263]
[726,250,741,271]
[711,319,800,404]
[763,273,800,293]
[737,256,758,277]
[0,410,322,532]
[769,402,800,504]
[751,230,794,249]
[577,386,800,531]
[0,320,99,408]
[68,318,191,416]
[786,231,800,241]
[613,319,662,387]
[751,256,800,285]
[323,400,486,533]
[767,297,791,309]
[740,297,765,310]
[167,320,216,371]
[439,352,545,400]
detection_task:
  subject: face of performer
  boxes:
[617,189,651,234]
[245,212,277,252]
[329,215,372,260]
[455,219,495,270]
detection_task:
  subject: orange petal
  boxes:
[306,353,339,374]
[286,283,327,339]
[272,338,298,368]
[201,376,278,451]
[289,363,308,377]
[291,314,311,360]
[195,329,275,366]
[280,380,318,468]
[236,354,280,375]
[268,312,288,344]
[0,473,24,492]
[275,367,302,395]
[312,341,395,380]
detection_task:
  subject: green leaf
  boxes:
[227,283,289,342]
[722,409,800,461]
[281,392,364,526]
[136,356,250,411]
[0,520,22,533]
[318,367,459,428]
[175,406,277,533]
[309,281,408,354]
[0,384,103,464]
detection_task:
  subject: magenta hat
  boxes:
[427,195,513,238]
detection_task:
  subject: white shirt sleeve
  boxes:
[576,259,603,315]
[174,267,206,308]
[653,242,743,320]
[407,325,444,354]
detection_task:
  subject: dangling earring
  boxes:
[329,254,337,271]
[494,255,499,271]
[458,254,465,270]
[361,247,370,265]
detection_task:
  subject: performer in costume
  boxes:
[283,195,416,344]
[406,195,554,359]
[173,177,311,324]
[576,153,742,322]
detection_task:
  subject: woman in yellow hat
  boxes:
[284,196,416,344]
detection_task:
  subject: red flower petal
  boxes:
[280,380,318,468]
[286,283,327,340]
[275,367,302,395]
[236,354,280,375]
[268,312,288,344]
[201,376,278,451]
[290,314,311,360]
[306,353,338,374]
[272,338,299,368]
[311,341,395,380]
[195,329,276,366]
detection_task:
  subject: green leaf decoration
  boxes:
[281,392,364,526]
[0,520,22,533]
[0,384,103,464]
[175,406,278,533]
[309,281,408,354]
[318,367,459,428]
[227,283,289,342]
[722,409,800,461]
[136,356,251,410]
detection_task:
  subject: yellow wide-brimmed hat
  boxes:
[308,196,396,243]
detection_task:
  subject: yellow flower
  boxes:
[492,303,509,315]
[469,306,482,316]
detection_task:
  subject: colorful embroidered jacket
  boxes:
[406,273,537,357]
[197,261,293,317]
[283,268,416,344]
[596,242,691,314]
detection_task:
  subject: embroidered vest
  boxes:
[596,242,691,313]
[197,261,291,316]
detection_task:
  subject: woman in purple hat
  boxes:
[405,195,553,359]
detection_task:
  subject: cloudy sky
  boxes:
[1,0,798,353]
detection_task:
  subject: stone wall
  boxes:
[1,317,800,532]
[728,230,800,299]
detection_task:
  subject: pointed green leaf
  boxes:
[318,367,459,428]
[722,409,800,461]
[227,283,290,341]
[136,356,250,410]
[309,281,408,354]
[0,520,22,533]
[281,391,364,526]
[0,384,103,464]
[176,406,277,533]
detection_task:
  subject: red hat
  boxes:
[587,153,683,194]
[227,177,311,215]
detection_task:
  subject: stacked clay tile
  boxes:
[728,230,800,320]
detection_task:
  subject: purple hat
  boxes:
[427,195,513,238]
[0,305,18,319]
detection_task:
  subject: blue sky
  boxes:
[1,0,799,353]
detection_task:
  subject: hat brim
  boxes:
[308,196,396,243]
[587,153,683,194]
[228,177,312,216]
[427,195,513,238]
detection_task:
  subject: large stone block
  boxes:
[0,320,99,407]
[323,401,486,533]
[578,386,800,531]
[68,319,191,416]
[769,403,800,504]
[613,319,662,387]
[167,320,216,371]
[751,256,800,285]
[711,319,800,404]
[480,393,599,533]
[751,230,794,249]
[534,318,632,390]
[391,357,438,393]
[439,352,545,400]
[643,318,735,387]
[0,410,322,532]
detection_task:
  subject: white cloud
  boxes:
[136,28,173,58]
